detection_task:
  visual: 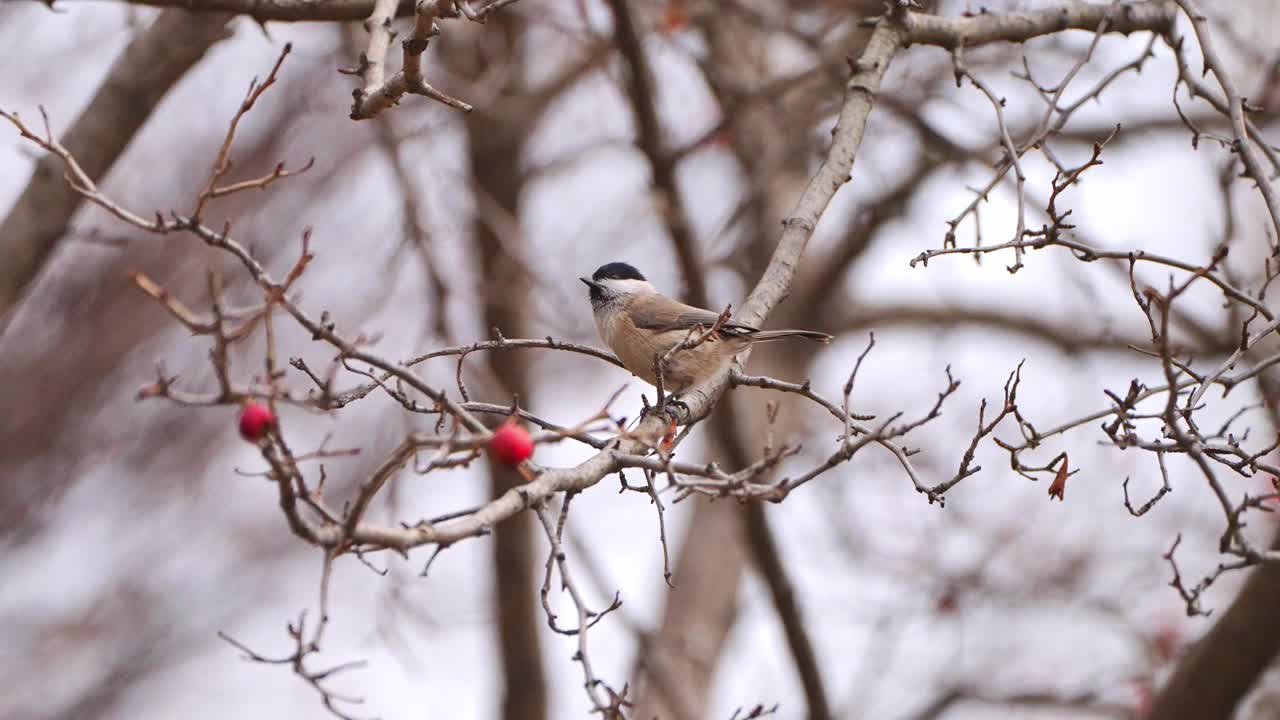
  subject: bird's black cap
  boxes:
[591,262,646,282]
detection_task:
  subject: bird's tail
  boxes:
[748,329,832,344]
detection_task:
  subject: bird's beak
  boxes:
[580,277,600,289]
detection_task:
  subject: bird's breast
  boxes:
[600,312,662,385]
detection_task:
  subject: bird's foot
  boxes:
[657,395,687,454]
[662,394,691,420]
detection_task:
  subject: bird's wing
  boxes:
[625,294,758,335]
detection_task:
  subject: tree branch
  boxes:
[901,1,1175,49]
[0,10,233,339]
[48,0,412,21]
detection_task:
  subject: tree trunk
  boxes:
[0,10,233,336]
[458,16,548,720]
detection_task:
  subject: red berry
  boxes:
[239,401,276,442]
[489,419,533,466]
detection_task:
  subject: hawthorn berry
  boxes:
[239,401,276,442]
[489,418,533,466]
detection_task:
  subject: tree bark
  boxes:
[456,17,548,720]
[472,126,549,720]
[1148,370,1280,719]
[632,492,749,720]
[1146,531,1280,719]
[0,10,233,338]
[633,8,875,716]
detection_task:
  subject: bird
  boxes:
[580,262,831,396]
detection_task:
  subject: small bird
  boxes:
[581,262,831,395]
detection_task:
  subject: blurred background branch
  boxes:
[0,10,232,338]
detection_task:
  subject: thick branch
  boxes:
[1148,533,1280,719]
[349,0,474,119]
[49,0,411,21]
[902,1,1175,49]
[739,16,905,327]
